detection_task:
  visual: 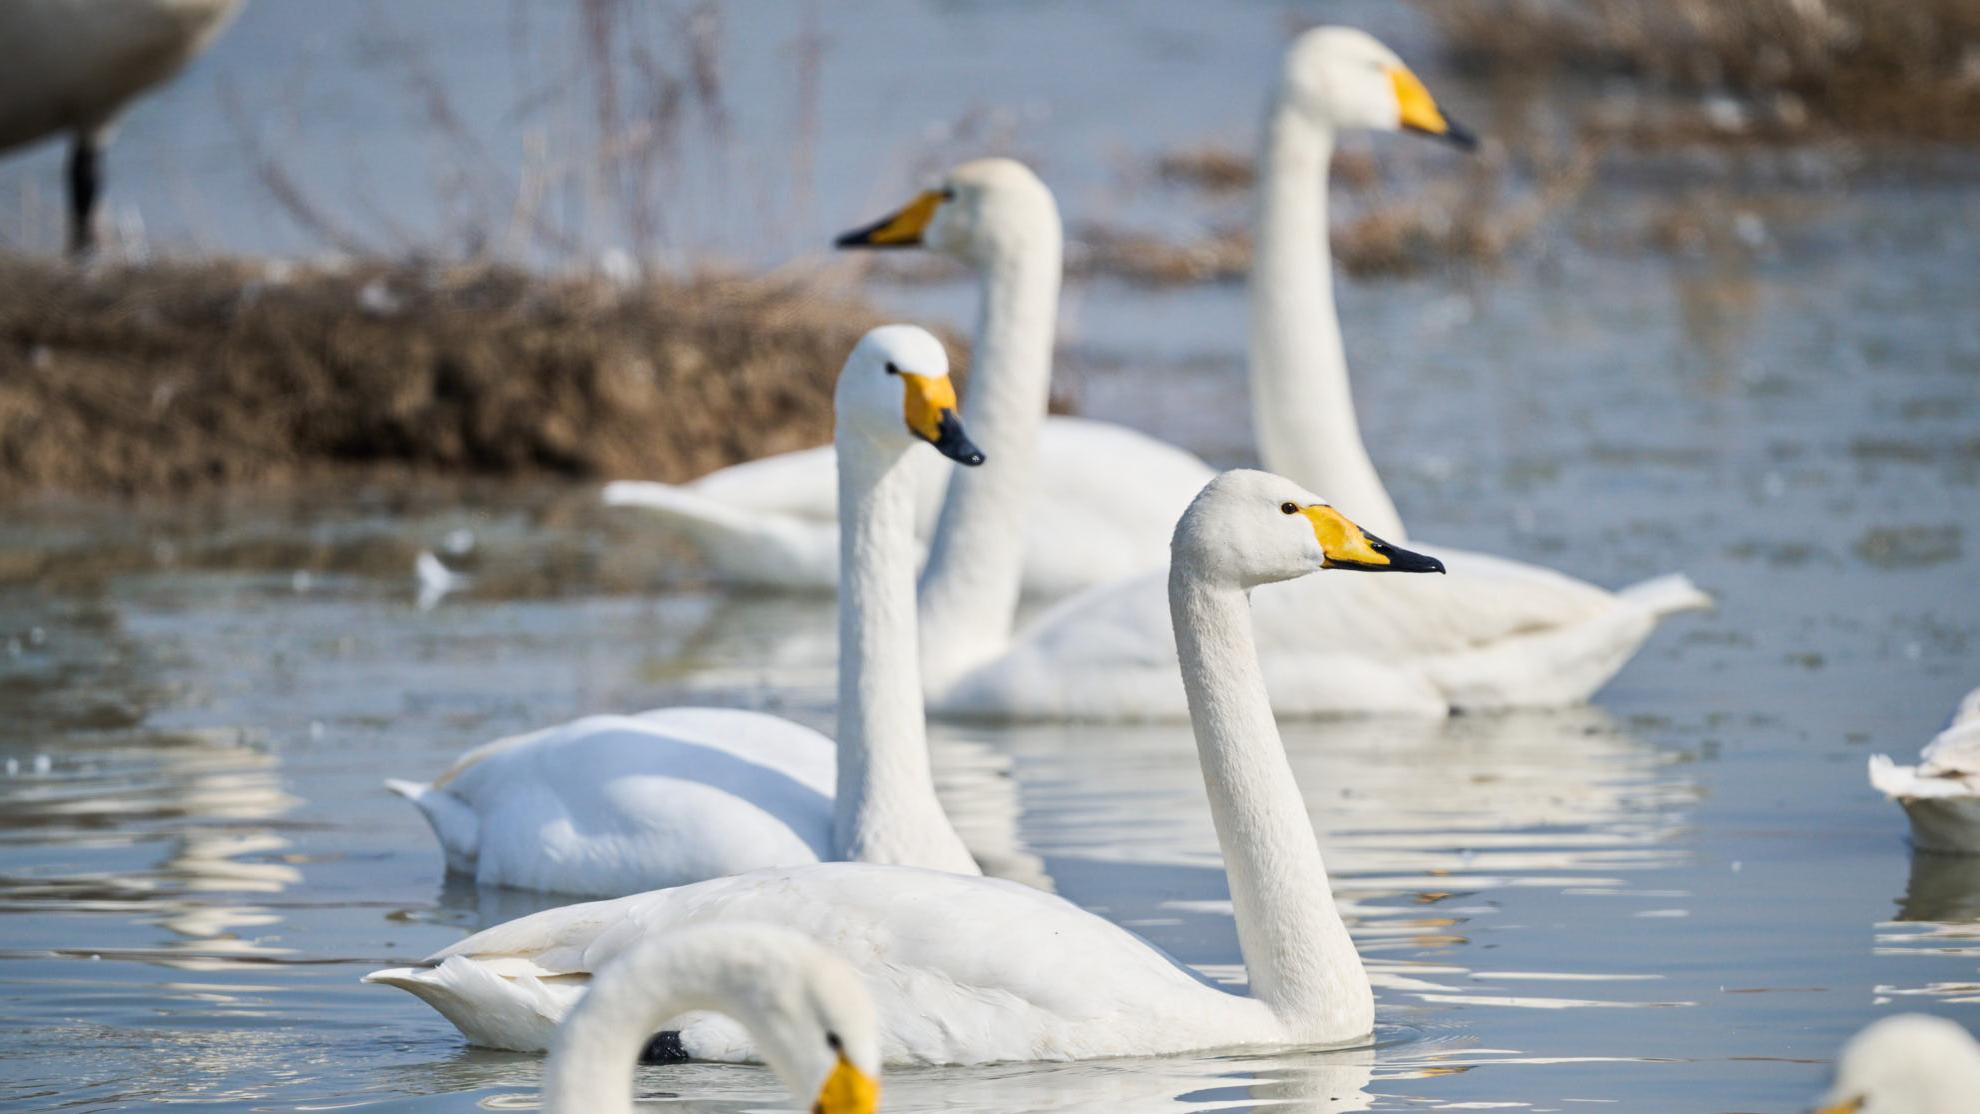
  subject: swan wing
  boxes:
[404,863,1267,1063]
[390,709,836,896]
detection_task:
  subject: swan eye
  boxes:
[1280,502,1299,515]
[825,1031,843,1051]
[884,362,901,376]
[940,187,956,201]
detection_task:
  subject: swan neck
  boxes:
[1169,569,1373,1039]
[836,434,976,872]
[918,217,1063,691]
[541,936,811,1114]
[1249,102,1406,541]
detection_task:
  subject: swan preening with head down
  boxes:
[1870,686,1980,853]
[367,469,1446,1060]
[608,26,1705,719]
[539,924,881,1114]
[383,326,985,896]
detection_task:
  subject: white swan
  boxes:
[1870,686,1980,853]
[604,158,1213,620]
[1816,1013,1980,1114]
[364,469,1447,1060]
[927,28,1709,720]
[384,326,985,896]
[539,924,880,1114]
[0,0,244,254]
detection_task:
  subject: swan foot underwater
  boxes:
[369,468,1448,1063]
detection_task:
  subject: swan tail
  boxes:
[384,779,480,875]
[601,480,837,590]
[1616,573,1713,619]
[363,957,572,1052]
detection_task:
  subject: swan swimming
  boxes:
[605,158,1210,614]
[364,468,1446,1060]
[539,924,880,1114]
[1870,686,1980,853]
[384,326,985,896]
[1815,1013,1980,1114]
[0,0,244,255]
[926,28,1709,720]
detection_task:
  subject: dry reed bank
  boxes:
[0,255,902,497]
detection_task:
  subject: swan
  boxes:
[363,469,1447,1060]
[0,0,244,255]
[925,28,1709,720]
[539,924,880,1114]
[1815,1013,1980,1114]
[604,158,1215,620]
[1870,686,1980,853]
[384,326,985,896]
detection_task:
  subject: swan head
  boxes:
[1278,26,1475,149]
[835,157,1060,264]
[836,325,984,466]
[1173,469,1444,589]
[1815,1013,1980,1113]
[749,945,884,1114]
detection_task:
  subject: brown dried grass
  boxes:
[1423,0,1980,142]
[0,253,913,498]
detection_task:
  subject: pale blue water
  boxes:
[2,3,1979,1112]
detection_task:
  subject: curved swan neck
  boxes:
[918,213,1063,691]
[1168,568,1373,1039]
[540,932,816,1114]
[836,432,977,872]
[1249,101,1407,541]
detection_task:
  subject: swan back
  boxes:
[1818,1013,1980,1114]
[543,924,880,1114]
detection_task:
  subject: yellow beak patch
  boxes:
[1299,505,1390,568]
[899,370,959,443]
[1390,65,1452,137]
[813,1053,880,1114]
[1812,1100,1864,1114]
[855,190,942,246]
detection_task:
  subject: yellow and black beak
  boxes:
[895,365,984,466]
[1389,65,1477,151]
[1299,504,1445,573]
[1810,1098,1864,1114]
[813,1052,880,1114]
[836,189,943,249]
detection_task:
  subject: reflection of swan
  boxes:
[386,328,981,896]
[606,159,1208,615]
[1816,1013,1980,1114]
[539,925,879,1114]
[0,0,245,254]
[927,29,1705,721]
[1898,849,1980,923]
[1871,686,1980,852]
[364,471,1445,1058]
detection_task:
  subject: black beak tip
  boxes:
[833,229,869,249]
[1442,119,1480,151]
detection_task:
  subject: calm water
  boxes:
[3,2,1979,1113]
